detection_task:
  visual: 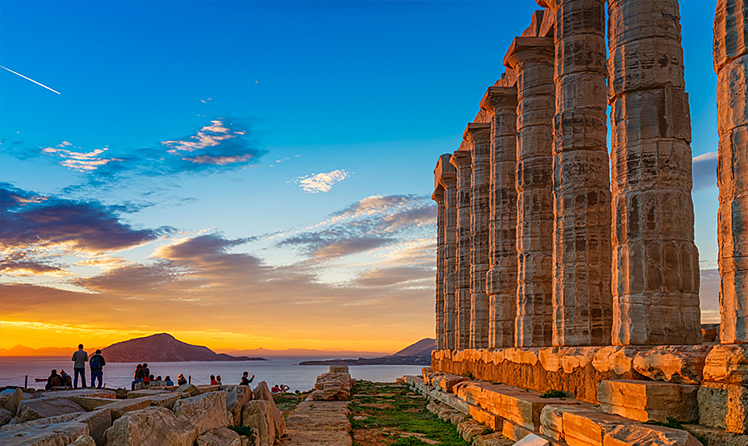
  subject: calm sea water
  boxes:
[0,357,423,392]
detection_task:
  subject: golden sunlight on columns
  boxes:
[441,165,459,350]
[481,86,519,348]
[432,181,446,350]
[450,149,473,350]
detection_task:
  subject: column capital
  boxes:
[463,122,491,143]
[536,0,559,11]
[450,149,472,169]
[431,185,445,202]
[439,172,457,189]
[480,86,518,114]
[504,36,554,70]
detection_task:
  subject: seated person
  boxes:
[45,369,62,390]
[271,384,280,393]
[59,370,72,388]
[164,376,174,386]
[210,375,218,385]
[240,372,254,386]
[177,374,187,386]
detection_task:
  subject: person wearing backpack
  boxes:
[89,349,106,388]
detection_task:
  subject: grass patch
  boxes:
[647,417,684,430]
[272,392,307,419]
[227,425,256,444]
[349,380,471,446]
[540,389,568,399]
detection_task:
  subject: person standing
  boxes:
[89,349,106,389]
[71,344,88,388]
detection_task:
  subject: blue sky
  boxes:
[0,0,723,351]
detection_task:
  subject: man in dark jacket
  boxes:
[71,344,88,388]
[89,349,106,388]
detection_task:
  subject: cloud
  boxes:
[281,232,395,260]
[355,266,434,287]
[692,151,717,191]
[7,119,266,185]
[295,169,349,193]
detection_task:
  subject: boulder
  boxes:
[196,385,221,394]
[602,424,703,446]
[14,397,85,422]
[95,398,151,420]
[172,391,228,436]
[0,389,25,415]
[145,393,181,410]
[196,426,241,446]
[2,412,83,430]
[0,407,12,427]
[242,400,275,446]
[224,386,253,426]
[75,408,112,445]
[252,382,285,438]
[176,383,201,397]
[103,406,197,446]
[68,396,123,411]
[0,420,89,445]
[126,389,169,399]
[69,434,97,446]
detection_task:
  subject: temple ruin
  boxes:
[429,0,748,443]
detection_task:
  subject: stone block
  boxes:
[96,397,150,420]
[172,391,228,437]
[540,404,598,442]
[457,418,488,442]
[15,397,85,422]
[0,421,89,446]
[473,431,517,446]
[703,344,748,384]
[610,86,692,146]
[515,433,552,446]
[439,374,469,393]
[196,385,221,394]
[127,389,169,399]
[502,419,533,442]
[562,410,630,446]
[631,346,709,384]
[718,56,748,133]
[145,393,181,410]
[70,434,97,446]
[0,407,11,427]
[224,385,253,426]
[598,380,698,423]
[329,365,349,374]
[713,0,748,71]
[196,426,241,446]
[68,396,123,411]
[175,383,201,397]
[602,423,703,446]
[683,423,748,446]
[0,389,25,416]
[103,406,197,446]
[75,408,112,446]
[242,400,275,446]
[469,403,502,431]
[2,412,83,430]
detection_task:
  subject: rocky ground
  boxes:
[349,380,475,446]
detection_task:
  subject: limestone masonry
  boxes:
[431,0,748,440]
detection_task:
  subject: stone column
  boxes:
[432,183,446,350]
[450,149,473,350]
[542,0,613,346]
[505,37,556,347]
[714,0,748,344]
[481,86,519,348]
[608,0,702,345]
[466,123,492,350]
[442,171,458,350]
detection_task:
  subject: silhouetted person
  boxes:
[89,349,106,389]
[177,373,187,386]
[210,375,218,385]
[45,369,61,390]
[240,371,254,386]
[164,376,174,386]
[216,375,222,385]
[71,344,88,388]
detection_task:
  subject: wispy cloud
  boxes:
[41,146,121,172]
[693,151,717,191]
[295,169,350,193]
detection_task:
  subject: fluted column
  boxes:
[442,171,458,350]
[432,183,446,350]
[715,0,748,344]
[466,123,492,349]
[543,0,613,346]
[608,0,702,345]
[450,149,473,350]
[505,37,556,347]
[481,86,519,348]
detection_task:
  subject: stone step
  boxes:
[597,379,699,423]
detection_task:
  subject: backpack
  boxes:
[91,355,101,369]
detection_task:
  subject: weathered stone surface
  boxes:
[176,383,201,397]
[0,421,89,446]
[2,389,25,416]
[469,403,502,431]
[504,36,555,348]
[502,419,533,442]
[68,396,122,412]
[15,397,85,422]
[598,380,698,423]
[562,409,629,446]
[242,400,275,446]
[683,423,748,446]
[632,345,709,384]
[602,424,703,446]
[442,166,458,350]
[42,389,116,400]
[698,383,730,430]
[457,418,488,442]
[704,343,748,383]
[173,391,228,436]
[700,344,748,434]
[551,0,613,347]
[451,148,473,349]
[224,385,253,426]
[714,0,748,72]
[0,407,12,427]
[540,404,598,442]
[2,412,83,430]
[126,389,169,399]
[103,406,197,446]
[96,398,150,420]
[69,434,97,446]
[437,374,468,393]
[145,393,181,410]
[472,431,515,446]
[515,433,551,446]
[434,177,447,350]
[196,426,241,446]
[481,86,518,349]
[75,409,112,446]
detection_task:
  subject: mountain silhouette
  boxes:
[101,333,265,362]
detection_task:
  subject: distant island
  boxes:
[101,333,266,362]
[298,338,434,366]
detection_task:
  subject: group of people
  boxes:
[131,363,184,390]
[47,344,106,390]
[271,384,290,393]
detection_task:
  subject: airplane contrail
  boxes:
[1,65,61,95]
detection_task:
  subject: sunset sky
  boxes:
[0,1,722,354]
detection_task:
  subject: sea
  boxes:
[0,357,424,392]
